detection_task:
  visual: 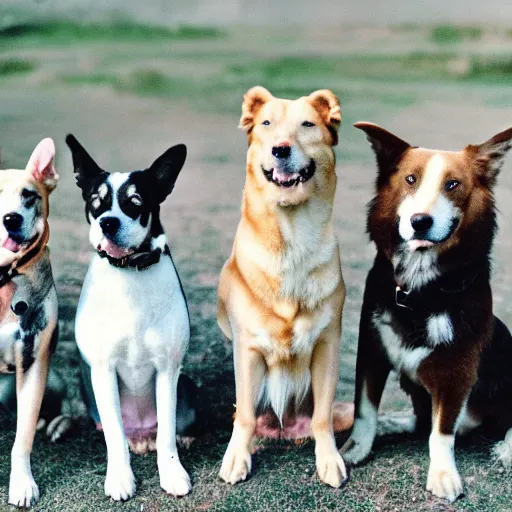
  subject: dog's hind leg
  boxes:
[8,348,49,507]
[493,428,512,467]
[155,367,191,497]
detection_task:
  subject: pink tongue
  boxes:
[99,239,133,259]
[2,237,21,253]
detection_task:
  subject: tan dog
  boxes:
[0,139,60,507]
[218,86,348,487]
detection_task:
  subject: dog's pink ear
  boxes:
[355,122,410,177]
[309,90,341,145]
[26,138,59,190]
[239,86,274,135]
[467,127,512,185]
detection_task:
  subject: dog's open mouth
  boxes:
[1,234,32,254]
[98,239,134,259]
[262,160,316,187]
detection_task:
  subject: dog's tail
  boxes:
[261,365,311,425]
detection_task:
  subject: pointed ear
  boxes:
[65,134,105,192]
[308,89,341,145]
[239,86,274,135]
[467,127,512,185]
[26,138,59,191]
[355,122,411,174]
[148,144,187,203]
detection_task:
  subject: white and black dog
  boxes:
[66,135,194,501]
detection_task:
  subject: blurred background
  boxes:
[0,1,511,510]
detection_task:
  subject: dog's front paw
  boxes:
[105,466,136,501]
[9,471,39,508]
[427,464,464,502]
[219,445,252,484]
[159,458,191,496]
[46,415,73,443]
[316,449,348,488]
[340,437,372,465]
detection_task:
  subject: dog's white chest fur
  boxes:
[372,311,432,381]
[75,254,189,377]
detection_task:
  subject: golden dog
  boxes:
[218,86,348,487]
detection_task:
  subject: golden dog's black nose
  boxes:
[272,145,291,159]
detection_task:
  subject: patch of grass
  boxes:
[0,21,225,48]
[467,55,512,82]
[431,24,482,44]
[0,58,35,76]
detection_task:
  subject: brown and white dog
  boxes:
[342,122,512,502]
[0,139,61,507]
[217,86,350,488]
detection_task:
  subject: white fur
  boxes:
[373,311,432,381]
[76,251,190,500]
[493,428,512,467]
[392,249,439,290]
[398,153,460,245]
[343,382,378,464]
[427,430,463,502]
[427,313,454,345]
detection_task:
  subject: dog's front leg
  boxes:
[8,348,49,507]
[219,338,266,484]
[155,367,191,497]
[90,365,135,501]
[311,327,347,488]
[424,386,470,502]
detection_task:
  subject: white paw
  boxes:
[341,437,372,465]
[46,415,73,443]
[427,465,464,502]
[493,429,512,467]
[9,471,39,508]
[219,445,252,484]
[159,458,191,497]
[104,465,136,501]
[316,449,347,488]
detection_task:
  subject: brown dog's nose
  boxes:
[410,213,433,233]
[272,143,291,159]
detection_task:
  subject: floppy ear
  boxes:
[65,134,106,193]
[147,144,187,203]
[355,122,410,177]
[308,89,341,145]
[467,127,512,185]
[239,86,274,135]
[26,138,59,191]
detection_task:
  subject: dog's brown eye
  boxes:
[21,189,38,200]
[405,174,416,185]
[445,180,460,192]
[302,121,315,127]
[262,120,271,126]
[130,194,143,206]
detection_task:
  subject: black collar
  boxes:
[394,266,482,311]
[0,242,44,288]
[97,244,170,271]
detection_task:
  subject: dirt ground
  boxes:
[0,20,511,511]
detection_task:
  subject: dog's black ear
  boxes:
[65,134,106,191]
[466,127,512,186]
[147,144,187,203]
[355,122,411,180]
